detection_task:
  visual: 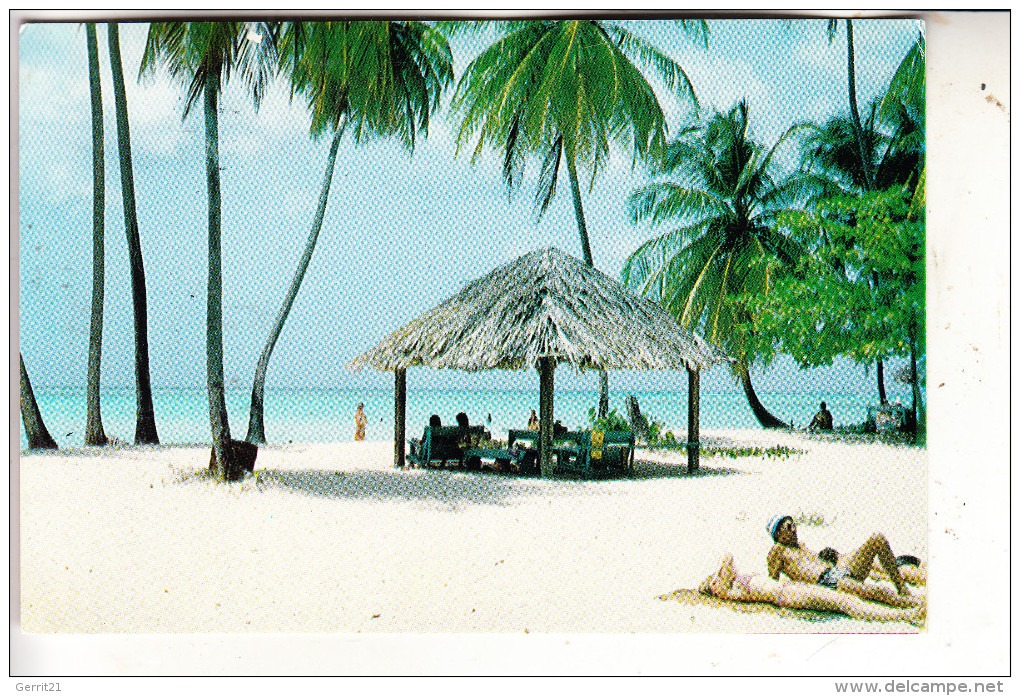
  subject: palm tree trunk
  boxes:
[566,155,594,266]
[204,71,236,481]
[85,23,107,446]
[876,353,887,404]
[846,20,888,403]
[246,127,344,443]
[108,23,158,445]
[845,19,875,192]
[20,354,58,450]
[908,324,924,438]
[737,363,787,429]
[538,357,555,476]
[566,154,609,417]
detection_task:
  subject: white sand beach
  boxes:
[19,429,926,636]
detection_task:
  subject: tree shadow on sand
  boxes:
[20,442,212,460]
[628,458,747,481]
[242,468,554,509]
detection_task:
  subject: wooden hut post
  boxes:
[538,357,555,477]
[686,366,700,473]
[394,368,406,468]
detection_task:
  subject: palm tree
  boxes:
[20,353,58,450]
[799,103,922,197]
[84,22,107,446]
[622,100,821,428]
[244,20,453,444]
[108,22,159,444]
[801,30,925,403]
[826,18,874,191]
[141,21,278,480]
[821,20,926,405]
[448,19,707,416]
[879,32,924,130]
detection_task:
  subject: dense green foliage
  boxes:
[747,185,924,370]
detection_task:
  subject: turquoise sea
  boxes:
[19,386,913,451]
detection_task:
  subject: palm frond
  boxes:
[627,182,729,226]
[604,23,698,107]
[879,32,924,126]
[826,18,840,43]
[534,135,563,218]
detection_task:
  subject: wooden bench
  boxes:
[407,425,488,469]
[509,428,621,477]
[553,429,635,479]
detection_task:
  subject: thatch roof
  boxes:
[351,247,730,373]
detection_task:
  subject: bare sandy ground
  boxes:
[18,429,925,635]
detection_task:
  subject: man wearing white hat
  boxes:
[765,515,920,608]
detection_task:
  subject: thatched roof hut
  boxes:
[351,247,730,474]
[352,247,727,372]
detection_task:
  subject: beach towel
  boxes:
[658,589,839,623]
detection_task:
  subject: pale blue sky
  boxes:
[17,17,922,401]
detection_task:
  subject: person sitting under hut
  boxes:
[455,412,481,451]
[808,401,833,431]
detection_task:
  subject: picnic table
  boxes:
[507,428,635,479]
[550,429,635,479]
[408,425,634,479]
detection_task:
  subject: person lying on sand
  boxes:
[765,515,921,608]
[819,547,927,586]
[700,554,925,627]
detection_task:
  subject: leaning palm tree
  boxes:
[244,20,453,444]
[141,21,278,480]
[20,353,58,450]
[623,100,821,428]
[84,22,107,446]
[447,19,707,417]
[108,22,159,444]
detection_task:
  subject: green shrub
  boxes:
[587,407,631,433]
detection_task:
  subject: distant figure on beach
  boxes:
[354,403,367,441]
[429,414,442,428]
[527,410,539,431]
[808,402,833,431]
[765,515,919,607]
[699,554,924,627]
[819,547,927,586]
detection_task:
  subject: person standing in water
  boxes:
[354,403,367,441]
[527,409,539,431]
